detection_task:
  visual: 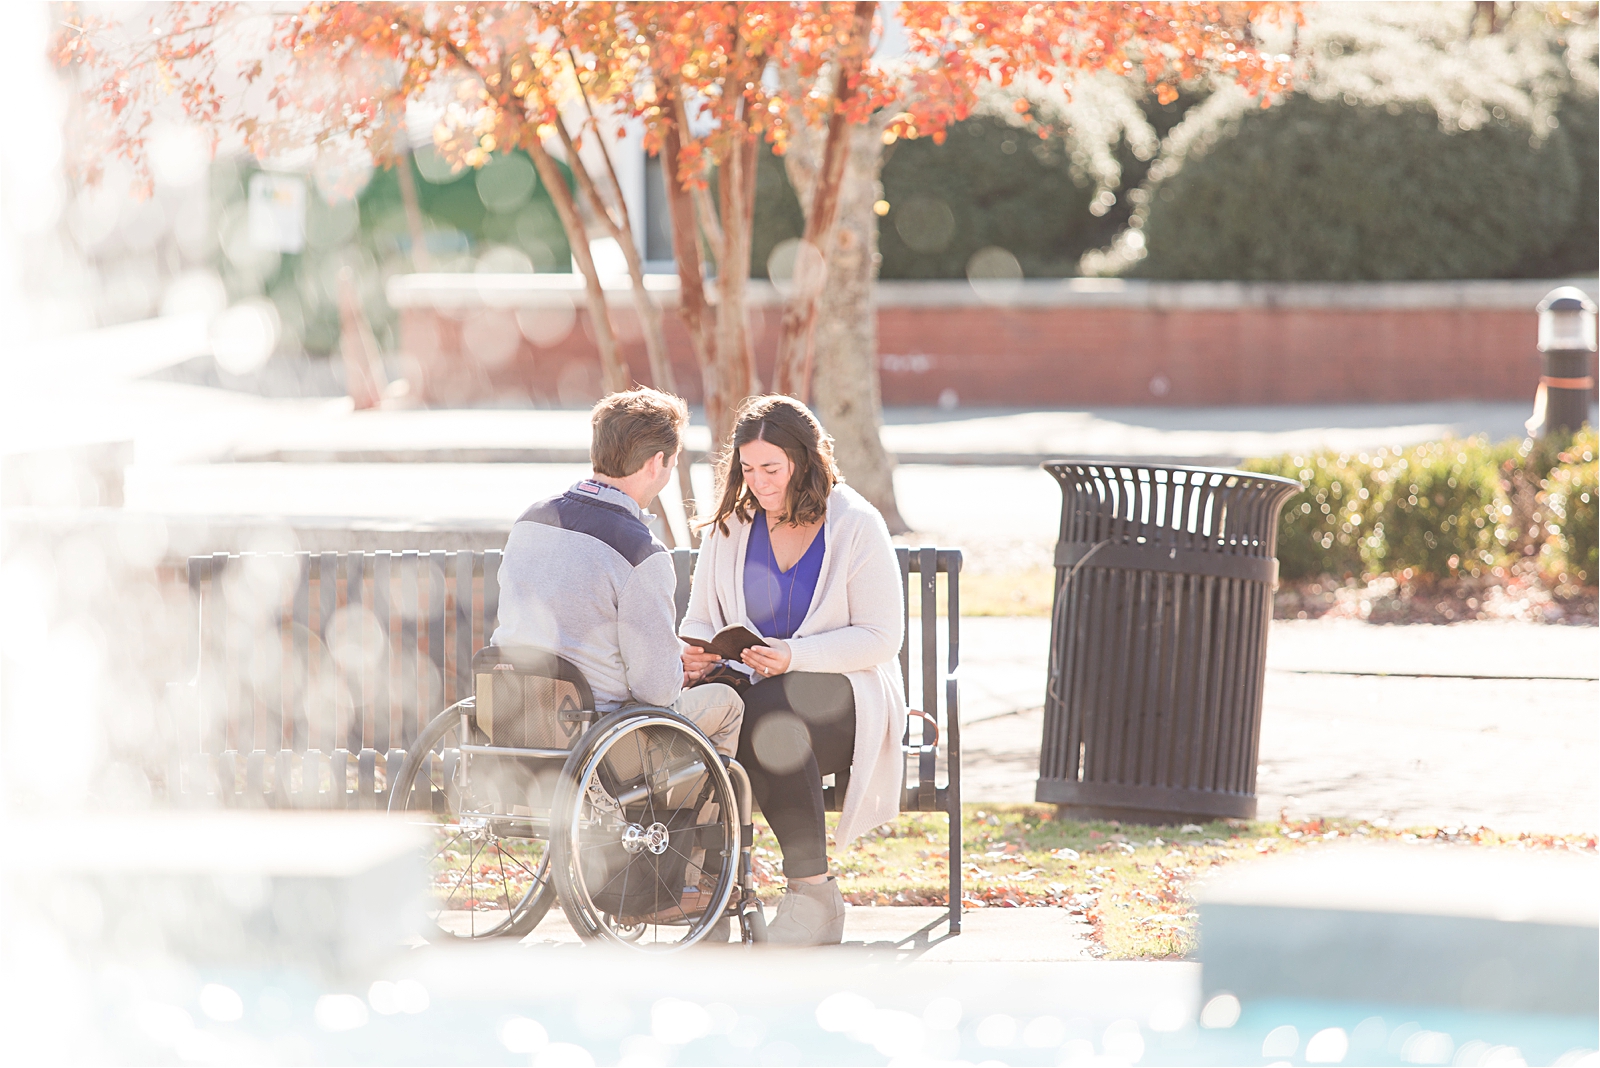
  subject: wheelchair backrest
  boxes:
[471,645,594,750]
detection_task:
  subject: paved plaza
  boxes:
[10,376,1597,836]
[952,617,1599,833]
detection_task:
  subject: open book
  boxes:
[678,625,769,661]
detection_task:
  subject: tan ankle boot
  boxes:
[767,877,846,946]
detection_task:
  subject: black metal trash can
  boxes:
[1036,460,1301,824]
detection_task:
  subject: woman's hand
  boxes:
[681,644,721,684]
[741,642,792,679]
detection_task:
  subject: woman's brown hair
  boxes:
[705,395,841,535]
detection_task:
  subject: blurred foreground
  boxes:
[3,812,1594,1066]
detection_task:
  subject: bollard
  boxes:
[1527,286,1597,440]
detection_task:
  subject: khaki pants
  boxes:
[671,682,745,757]
[668,683,745,906]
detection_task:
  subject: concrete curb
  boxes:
[227,446,1244,468]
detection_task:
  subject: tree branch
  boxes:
[671,85,726,267]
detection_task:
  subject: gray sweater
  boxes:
[491,479,682,709]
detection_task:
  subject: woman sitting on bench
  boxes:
[679,395,906,946]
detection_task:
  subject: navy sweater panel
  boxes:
[516,490,665,568]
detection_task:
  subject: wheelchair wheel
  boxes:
[389,703,557,940]
[551,710,739,950]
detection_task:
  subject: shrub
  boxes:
[1542,427,1599,585]
[1496,432,1574,561]
[1106,5,1597,281]
[751,117,1104,281]
[1132,92,1584,281]
[1364,439,1511,580]
[1241,452,1374,580]
[875,116,1102,279]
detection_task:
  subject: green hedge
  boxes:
[874,118,1101,279]
[1115,6,1598,281]
[1543,428,1599,584]
[1133,92,1592,281]
[751,116,1111,281]
[1242,451,1372,580]
[1246,432,1599,586]
[214,150,570,357]
[1364,440,1512,578]
[751,10,1599,284]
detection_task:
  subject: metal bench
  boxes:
[178,546,964,930]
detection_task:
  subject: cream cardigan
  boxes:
[681,483,906,847]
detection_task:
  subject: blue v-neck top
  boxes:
[744,513,825,640]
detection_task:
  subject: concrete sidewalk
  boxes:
[207,396,1548,467]
[957,618,1599,833]
[16,374,1553,466]
[951,616,1600,725]
[519,904,1100,962]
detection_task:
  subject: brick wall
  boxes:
[389,276,1598,408]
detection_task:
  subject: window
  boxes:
[643,152,674,265]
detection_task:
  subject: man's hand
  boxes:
[741,642,791,679]
[681,643,721,684]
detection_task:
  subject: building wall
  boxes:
[388,277,1599,408]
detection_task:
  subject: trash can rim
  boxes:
[1038,457,1302,492]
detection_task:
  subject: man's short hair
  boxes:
[590,387,689,477]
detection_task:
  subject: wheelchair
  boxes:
[387,645,767,949]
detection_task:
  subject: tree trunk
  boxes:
[527,136,630,394]
[771,0,875,401]
[711,132,761,446]
[661,108,729,517]
[784,121,908,533]
[338,267,389,410]
[770,105,851,401]
[660,106,717,374]
[395,147,431,271]
[555,113,698,542]
[556,99,677,396]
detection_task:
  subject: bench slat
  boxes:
[919,547,938,812]
[358,747,377,809]
[184,549,962,816]
[897,547,911,702]
[185,557,205,756]
[453,551,474,704]
[291,554,311,752]
[427,551,447,724]
[482,550,502,653]
[208,552,230,756]
[372,552,392,754]
[343,552,366,754]
[315,549,337,751]
[672,548,695,628]
[398,550,420,752]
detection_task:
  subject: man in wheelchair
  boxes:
[492,388,745,928]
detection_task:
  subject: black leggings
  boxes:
[736,672,856,879]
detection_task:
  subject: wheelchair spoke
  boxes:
[397,703,557,943]
[554,714,739,949]
[427,827,469,865]
[494,848,517,914]
[497,845,546,883]
[587,849,689,929]
[432,835,486,933]
[438,836,486,912]
[632,729,657,828]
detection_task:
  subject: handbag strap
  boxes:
[906,708,939,749]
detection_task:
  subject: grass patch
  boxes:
[748,804,1598,960]
[933,569,1055,617]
